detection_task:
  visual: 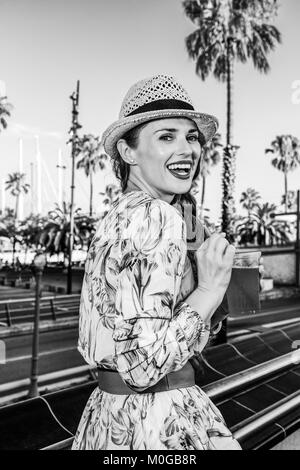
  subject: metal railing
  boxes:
[0,294,80,326]
[39,345,300,451]
[232,390,300,445]
[203,348,300,400]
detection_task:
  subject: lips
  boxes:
[167,167,191,180]
[166,160,193,180]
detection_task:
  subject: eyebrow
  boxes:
[154,128,198,134]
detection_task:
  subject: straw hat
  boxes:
[102,74,219,159]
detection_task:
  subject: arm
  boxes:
[113,200,217,391]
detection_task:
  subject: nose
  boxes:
[175,135,193,157]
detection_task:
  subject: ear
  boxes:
[116,139,135,165]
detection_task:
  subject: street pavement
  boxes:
[0,327,84,385]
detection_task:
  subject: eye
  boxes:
[159,134,173,141]
[187,134,199,142]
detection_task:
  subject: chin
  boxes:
[172,182,192,195]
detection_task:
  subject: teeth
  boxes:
[167,163,191,170]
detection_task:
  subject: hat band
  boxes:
[126,99,194,117]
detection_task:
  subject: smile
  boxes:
[166,162,192,180]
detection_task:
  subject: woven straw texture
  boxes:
[119,75,193,118]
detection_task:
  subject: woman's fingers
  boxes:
[203,232,226,253]
[223,243,236,264]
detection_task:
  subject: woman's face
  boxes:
[121,118,202,202]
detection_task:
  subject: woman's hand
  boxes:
[195,232,236,302]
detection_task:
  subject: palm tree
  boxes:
[240,187,261,218]
[199,132,222,220]
[235,201,294,246]
[19,214,47,261]
[183,0,281,240]
[265,135,300,211]
[39,202,80,257]
[39,202,97,257]
[5,172,30,220]
[76,134,108,216]
[0,208,22,266]
[0,96,12,132]
[281,190,297,212]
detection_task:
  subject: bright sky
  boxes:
[0,0,299,222]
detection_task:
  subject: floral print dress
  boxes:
[72,190,241,450]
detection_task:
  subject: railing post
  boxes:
[296,190,300,287]
[28,252,46,399]
[50,298,56,321]
[5,303,12,327]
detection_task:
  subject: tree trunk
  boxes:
[200,176,206,221]
[89,171,93,216]
[284,168,288,212]
[15,195,19,221]
[221,42,236,243]
[12,238,16,267]
[218,40,236,345]
[226,44,233,147]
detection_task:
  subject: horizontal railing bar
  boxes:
[0,365,96,394]
[202,349,300,400]
[232,390,300,442]
[0,294,80,306]
[41,437,74,450]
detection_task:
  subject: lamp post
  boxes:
[67,80,81,294]
[28,251,46,398]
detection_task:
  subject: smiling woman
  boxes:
[117,118,202,201]
[72,74,241,451]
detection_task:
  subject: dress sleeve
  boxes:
[113,200,210,391]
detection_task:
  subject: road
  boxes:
[0,327,85,385]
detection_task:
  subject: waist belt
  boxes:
[97,361,195,395]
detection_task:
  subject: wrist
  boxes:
[196,285,224,305]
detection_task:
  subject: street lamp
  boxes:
[67,80,81,294]
[28,251,46,398]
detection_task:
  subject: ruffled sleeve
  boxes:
[113,199,210,391]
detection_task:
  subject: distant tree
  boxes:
[265,135,300,211]
[76,135,108,216]
[0,96,12,132]
[19,214,47,260]
[39,202,97,257]
[281,190,297,212]
[183,0,281,240]
[235,201,293,246]
[240,187,261,218]
[0,208,22,265]
[5,172,30,220]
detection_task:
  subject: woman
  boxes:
[72,74,241,450]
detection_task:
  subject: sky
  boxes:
[0,0,300,222]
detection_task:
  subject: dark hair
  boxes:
[111,123,149,192]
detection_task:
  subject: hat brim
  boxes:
[102,109,218,159]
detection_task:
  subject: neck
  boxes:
[124,171,175,204]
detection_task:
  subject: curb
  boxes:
[0,317,79,339]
